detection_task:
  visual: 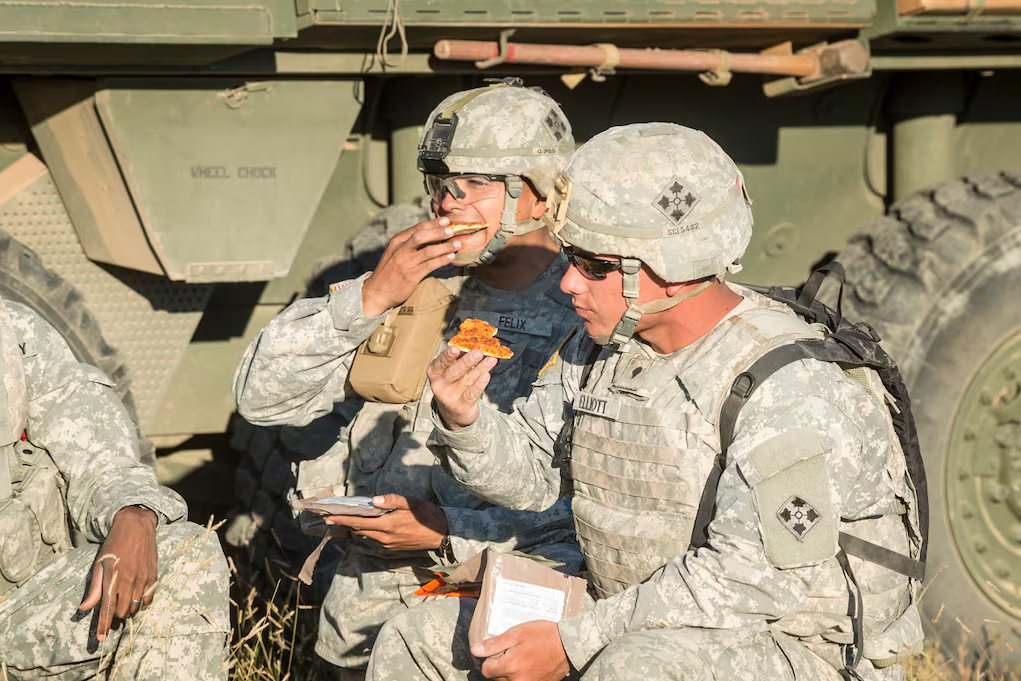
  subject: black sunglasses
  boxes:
[564,246,623,281]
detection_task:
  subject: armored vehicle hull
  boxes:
[2,0,1021,664]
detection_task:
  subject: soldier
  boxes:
[394,122,925,680]
[233,80,583,679]
[0,295,229,680]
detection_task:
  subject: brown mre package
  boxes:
[463,549,587,647]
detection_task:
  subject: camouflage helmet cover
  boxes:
[418,81,574,197]
[546,122,753,282]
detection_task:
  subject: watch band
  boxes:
[438,535,455,562]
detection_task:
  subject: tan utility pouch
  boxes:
[349,277,457,403]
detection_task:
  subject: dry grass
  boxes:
[906,636,1021,681]
[228,549,328,681]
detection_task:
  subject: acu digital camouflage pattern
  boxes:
[0,295,229,680]
[233,256,583,670]
[420,286,922,679]
[421,82,574,197]
[1,522,229,680]
[550,123,753,282]
[405,123,922,679]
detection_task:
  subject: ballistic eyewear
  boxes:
[563,246,623,281]
[424,174,505,204]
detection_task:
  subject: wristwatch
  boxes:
[438,535,455,562]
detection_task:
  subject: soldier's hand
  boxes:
[427,347,497,430]
[78,505,159,642]
[472,620,571,681]
[361,217,462,317]
[324,494,448,552]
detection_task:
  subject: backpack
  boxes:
[554,263,930,594]
[690,262,929,675]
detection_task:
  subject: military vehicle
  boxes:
[1,0,1020,663]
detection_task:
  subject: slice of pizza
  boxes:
[448,318,514,359]
[449,221,489,237]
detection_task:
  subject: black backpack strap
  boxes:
[835,548,865,676]
[796,261,846,328]
[839,532,925,582]
[690,343,812,549]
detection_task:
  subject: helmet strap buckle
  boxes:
[477,176,523,265]
[609,262,644,346]
[478,232,509,265]
[610,305,643,347]
[543,173,573,236]
[621,259,642,300]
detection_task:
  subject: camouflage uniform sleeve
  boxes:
[233,273,388,426]
[430,335,590,512]
[8,302,187,543]
[558,362,871,669]
[441,497,581,570]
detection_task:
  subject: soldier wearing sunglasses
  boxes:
[399,124,923,681]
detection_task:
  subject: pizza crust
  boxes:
[449,221,488,237]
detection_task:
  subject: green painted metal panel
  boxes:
[308,0,876,25]
[865,0,1021,40]
[956,71,1021,178]
[896,15,1021,30]
[259,132,391,304]
[0,0,297,44]
[94,79,362,283]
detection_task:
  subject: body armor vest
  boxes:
[570,290,818,597]
[568,286,922,669]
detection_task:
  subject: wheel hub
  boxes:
[949,327,1021,618]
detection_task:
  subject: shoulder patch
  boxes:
[739,430,837,570]
[777,495,821,540]
[538,327,577,379]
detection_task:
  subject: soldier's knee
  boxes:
[149,522,230,632]
[370,602,459,659]
[584,632,710,681]
[374,610,414,647]
[159,521,229,577]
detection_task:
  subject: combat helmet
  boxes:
[418,78,574,265]
[543,122,753,345]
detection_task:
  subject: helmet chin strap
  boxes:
[475,177,545,266]
[598,259,715,346]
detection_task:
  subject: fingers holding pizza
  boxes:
[361,216,467,317]
[428,319,512,429]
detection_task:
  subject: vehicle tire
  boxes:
[0,228,139,423]
[836,171,1021,663]
[225,199,432,578]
